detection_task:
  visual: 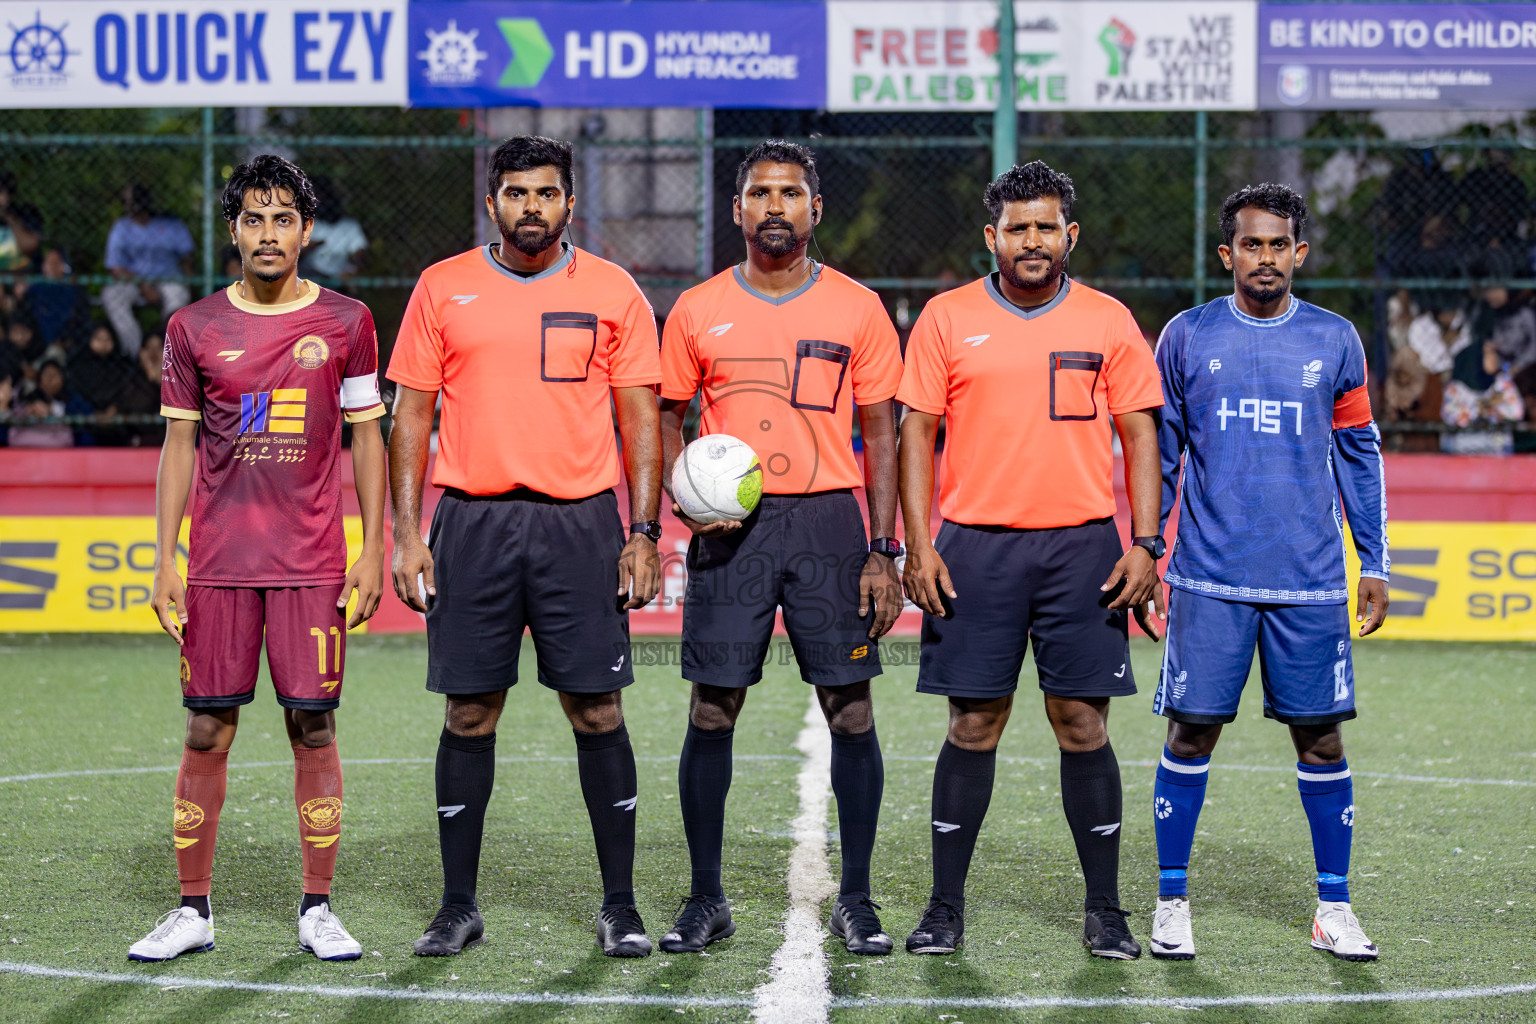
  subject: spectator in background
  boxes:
[1475,287,1536,421]
[4,311,48,384]
[304,176,369,284]
[116,329,165,447]
[100,184,194,358]
[71,321,133,413]
[0,170,44,278]
[1441,329,1524,454]
[0,369,14,445]
[1381,149,1455,271]
[1396,214,1466,282]
[1406,291,1470,375]
[1460,148,1527,248]
[221,244,242,281]
[17,247,91,349]
[11,359,87,448]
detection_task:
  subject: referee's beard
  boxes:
[494,208,571,258]
[996,247,1067,293]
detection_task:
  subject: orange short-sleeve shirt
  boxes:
[897,276,1163,529]
[388,244,660,498]
[661,263,901,494]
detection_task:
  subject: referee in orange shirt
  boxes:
[388,136,664,959]
[657,141,905,956]
[897,162,1166,959]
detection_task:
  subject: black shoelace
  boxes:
[840,897,886,934]
[1093,907,1133,941]
[673,893,721,928]
[918,900,961,930]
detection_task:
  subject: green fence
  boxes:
[3,106,1535,449]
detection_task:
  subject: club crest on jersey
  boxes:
[1301,359,1323,387]
[300,796,343,831]
[174,798,204,832]
[293,335,330,370]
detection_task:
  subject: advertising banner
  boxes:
[1,1,407,109]
[407,1,825,108]
[1345,522,1536,642]
[0,516,369,633]
[1259,3,1536,109]
[826,0,1256,112]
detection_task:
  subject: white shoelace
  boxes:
[146,909,193,941]
[309,908,352,944]
[1154,902,1192,944]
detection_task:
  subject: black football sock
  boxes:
[180,895,211,919]
[678,723,734,898]
[435,727,496,907]
[929,740,996,911]
[829,726,883,897]
[1059,742,1124,912]
[300,893,330,915]
[573,723,638,907]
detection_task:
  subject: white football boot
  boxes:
[1311,900,1379,961]
[1149,897,1195,960]
[128,907,215,962]
[299,902,363,961]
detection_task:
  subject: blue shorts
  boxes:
[1153,588,1356,726]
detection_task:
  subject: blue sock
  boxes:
[1297,760,1353,903]
[1153,746,1210,898]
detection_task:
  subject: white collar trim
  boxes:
[1226,293,1298,327]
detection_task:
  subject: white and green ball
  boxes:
[672,434,763,524]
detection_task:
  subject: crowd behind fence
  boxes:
[2,106,1535,452]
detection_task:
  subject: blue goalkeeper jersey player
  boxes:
[1146,185,1389,965]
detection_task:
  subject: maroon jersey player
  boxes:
[131,155,386,964]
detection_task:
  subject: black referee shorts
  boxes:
[917,518,1135,701]
[681,490,880,688]
[424,488,634,695]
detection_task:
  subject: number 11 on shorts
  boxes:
[311,626,342,691]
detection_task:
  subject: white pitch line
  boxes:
[2,961,1532,1012]
[0,754,799,785]
[751,695,836,1024]
[832,982,1536,1009]
[0,961,751,1008]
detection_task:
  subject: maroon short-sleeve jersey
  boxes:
[161,282,385,586]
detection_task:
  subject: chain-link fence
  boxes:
[2,105,1534,450]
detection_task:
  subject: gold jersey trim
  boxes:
[225,279,322,316]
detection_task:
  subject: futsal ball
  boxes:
[673,434,763,524]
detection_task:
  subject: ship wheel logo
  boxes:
[8,10,77,82]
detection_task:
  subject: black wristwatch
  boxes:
[869,537,902,558]
[630,521,662,542]
[1131,535,1166,560]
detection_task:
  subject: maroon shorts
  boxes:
[180,584,347,711]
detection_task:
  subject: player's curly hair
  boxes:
[984,160,1075,225]
[221,155,318,223]
[1220,183,1308,247]
[735,140,819,197]
[487,135,575,199]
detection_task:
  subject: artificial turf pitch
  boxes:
[0,634,1531,1023]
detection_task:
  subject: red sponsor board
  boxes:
[3,448,1532,635]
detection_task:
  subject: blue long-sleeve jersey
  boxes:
[1156,295,1389,604]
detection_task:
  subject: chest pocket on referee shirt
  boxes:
[790,340,852,413]
[1048,350,1104,421]
[541,311,599,382]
